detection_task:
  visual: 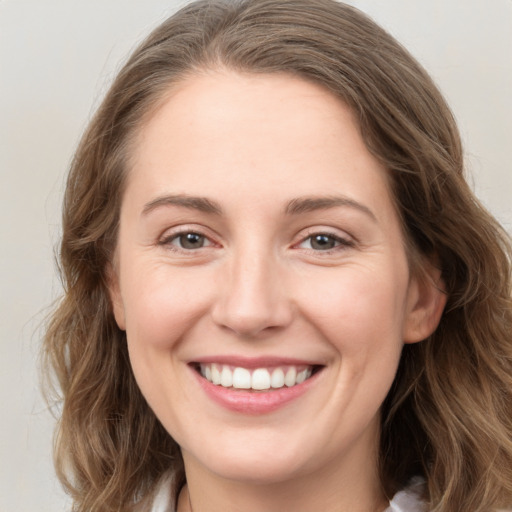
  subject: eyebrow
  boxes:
[142,194,223,216]
[285,196,377,222]
[142,193,376,222]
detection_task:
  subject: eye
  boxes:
[164,231,214,250]
[298,233,352,251]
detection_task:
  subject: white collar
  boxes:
[384,477,426,512]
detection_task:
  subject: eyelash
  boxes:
[296,232,355,253]
[159,228,354,254]
[159,229,215,252]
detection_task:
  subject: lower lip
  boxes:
[192,367,321,415]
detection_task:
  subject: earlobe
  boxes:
[403,264,447,344]
[106,263,126,331]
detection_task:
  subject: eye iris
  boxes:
[179,233,204,249]
[311,234,336,250]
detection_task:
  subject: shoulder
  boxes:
[385,477,427,512]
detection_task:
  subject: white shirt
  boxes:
[384,477,426,512]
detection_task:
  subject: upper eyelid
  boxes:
[159,224,218,241]
[295,233,353,250]
[293,226,355,243]
[157,224,355,247]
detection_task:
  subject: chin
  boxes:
[180,429,317,484]
[199,453,309,485]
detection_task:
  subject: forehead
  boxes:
[126,70,395,223]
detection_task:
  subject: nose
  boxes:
[211,248,294,338]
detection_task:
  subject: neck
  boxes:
[179,430,388,512]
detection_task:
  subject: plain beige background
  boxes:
[1,1,510,510]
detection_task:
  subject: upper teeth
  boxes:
[199,364,312,390]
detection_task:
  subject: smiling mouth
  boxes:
[192,363,322,391]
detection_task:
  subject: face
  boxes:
[110,71,445,486]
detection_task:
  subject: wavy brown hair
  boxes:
[43,1,512,511]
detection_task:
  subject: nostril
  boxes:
[211,303,294,338]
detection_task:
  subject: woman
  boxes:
[43,1,512,511]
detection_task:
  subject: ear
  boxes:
[402,263,447,344]
[106,262,126,331]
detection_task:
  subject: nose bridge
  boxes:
[212,240,292,336]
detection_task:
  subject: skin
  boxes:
[109,70,446,512]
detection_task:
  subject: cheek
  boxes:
[296,265,409,352]
[292,263,409,410]
[120,262,216,426]
[121,261,215,352]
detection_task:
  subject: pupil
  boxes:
[180,233,203,249]
[311,234,335,250]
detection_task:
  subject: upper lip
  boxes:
[189,355,325,369]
